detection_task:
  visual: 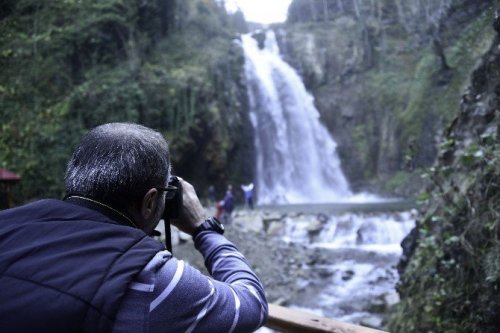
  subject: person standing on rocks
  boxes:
[241,182,254,210]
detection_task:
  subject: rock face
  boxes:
[270,0,495,196]
[389,17,500,333]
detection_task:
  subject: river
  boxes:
[237,201,416,331]
[169,200,415,331]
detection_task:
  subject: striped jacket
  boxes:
[0,199,268,332]
[113,231,269,332]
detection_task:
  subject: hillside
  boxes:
[0,0,251,202]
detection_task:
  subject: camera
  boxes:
[163,175,183,220]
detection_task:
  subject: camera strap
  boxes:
[164,219,172,253]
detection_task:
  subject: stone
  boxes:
[341,269,355,281]
[384,291,400,307]
[234,212,264,232]
[360,315,383,329]
[266,221,284,237]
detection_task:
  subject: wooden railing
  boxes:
[265,304,389,333]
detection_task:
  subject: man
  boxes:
[240,183,254,210]
[0,123,268,332]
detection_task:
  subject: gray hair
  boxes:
[65,123,170,209]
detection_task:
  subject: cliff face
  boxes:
[389,18,500,333]
[274,0,495,196]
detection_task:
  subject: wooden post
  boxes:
[0,169,21,209]
[266,304,389,333]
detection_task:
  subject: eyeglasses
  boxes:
[156,185,178,199]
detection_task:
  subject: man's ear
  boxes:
[140,188,159,221]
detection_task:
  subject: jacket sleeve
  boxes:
[113,232,268,333]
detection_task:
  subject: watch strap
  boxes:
[192,216,225,239]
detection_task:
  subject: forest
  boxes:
[1,0,249,201]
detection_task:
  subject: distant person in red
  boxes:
[215,200,225,220]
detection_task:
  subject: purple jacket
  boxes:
[0,199,268,332]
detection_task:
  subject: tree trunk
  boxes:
[160,0,176,36]
[433,36,450,71]
[308,0,317,22]
[322,0,329,21]
[336,0,344,13]
[353,0,361,18]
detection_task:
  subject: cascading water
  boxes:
[257,208,416,329]
[242,31,352,204]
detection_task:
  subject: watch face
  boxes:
[193,217,225,239]
[210,217,225,234]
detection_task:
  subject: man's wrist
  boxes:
[192,217,225,240]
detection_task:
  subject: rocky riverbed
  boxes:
[168,207,415,329]
[170,209,311,304]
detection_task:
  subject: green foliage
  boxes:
[397,52,435,138]
[384,170,414,193]
[0,0,248,203]
[391,136,500,332]
[350,124,370,175]
[389,48,500,332]
[397,12,494,165]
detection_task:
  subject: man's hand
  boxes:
[170,178,207,235]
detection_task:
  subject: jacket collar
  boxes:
[64,196,139,229]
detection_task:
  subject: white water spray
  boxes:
[242,31,353,204]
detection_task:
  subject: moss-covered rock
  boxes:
[389,20,500,333]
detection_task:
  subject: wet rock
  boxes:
[287,211,303,219]
[234,212,264,232]
[262,212,285,232]
[360,315,383,329]
[251,31,266,49]
[398,225,420,274]
[273,297,289,306]
[316,266,335,278]
[266,221,283,236]
[341,269,355,281]
[494,10,500,34]
[306,219,323,235]
[384,291,400,307]
[367,297,387,313]
[262,211,284,222]
[317,213,329,224]
[356,221,376,245]
[296,279,310,292]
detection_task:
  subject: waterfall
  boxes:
[242,30,352,204]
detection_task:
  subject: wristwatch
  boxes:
[192,216,225,239]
